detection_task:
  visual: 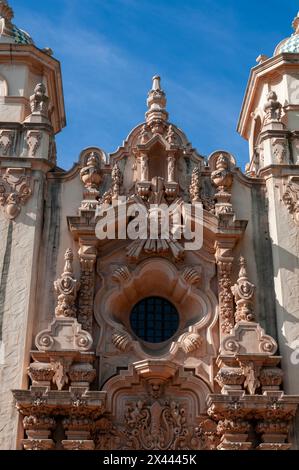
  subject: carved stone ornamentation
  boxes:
[167,154,176,182]
[232,257,255,322]
[215,367,245,392]
[80,152,102,191]
[140,153,149,182]
[166,125,177,145]
[215,245,235,336]
[146,75,169,133]
[54,249,80,318]
[22,439,55,451]
[112,266,131,284]
[273,138,288,164]
[263,91,282,125]
[51,359,71,391]
[0,167,32,219]
[181,333,203,353]
[221,322,278,356]
[123,400,195,450]
[111,162,123,200]
[259,368,284,389]
[189,166,202,203]
[30,83,49,117]
[211,154,233,215]
[139,124,151,144]
[26,130,42,157]
[78,245,97,334]
[0,129,14,156]
[282,178,299,225]
[68,363,96,386]
[181,267,201,286]
[112,331,133,353]
[239,361,261,395]
[28,363,55,386]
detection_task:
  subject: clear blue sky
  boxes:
[10,0,298,170]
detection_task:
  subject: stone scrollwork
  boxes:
[0,167,32,220]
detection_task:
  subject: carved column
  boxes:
[215,241,235,338]
[78,243,97,334]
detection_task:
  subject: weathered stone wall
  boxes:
[0,172,44,449]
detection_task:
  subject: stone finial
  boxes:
[232,256,255,323]
[30,83,49,117]
[189,166,201,203]
[80,152,102,191]
[111,162,123,199]
[292,12,299,34]
[263,91,282,124]
[0,1,14,37]
[54,249,80,318]
[211,154,233,193]
[145,75,169,132]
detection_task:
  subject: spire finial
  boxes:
[152,75,162,91]
[145,75,168,130]
[292,11,299,34]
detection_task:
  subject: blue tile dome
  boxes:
[275,12,299,55]
[0,1,34,45]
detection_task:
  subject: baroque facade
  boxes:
[1,0,299,450]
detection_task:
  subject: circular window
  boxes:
[130,296,179,344]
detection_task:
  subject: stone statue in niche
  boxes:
[167,155,176,182]
[140,154,149,181]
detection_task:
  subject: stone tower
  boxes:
[1,2,299,451]
[0,0,65,449]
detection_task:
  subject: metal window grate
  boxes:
[130,296,179,344]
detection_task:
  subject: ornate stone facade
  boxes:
[1,1,299,451]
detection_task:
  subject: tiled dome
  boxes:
[0,1,34,45]
[275,12,299,55]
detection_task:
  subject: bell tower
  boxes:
[0,0,65,449]
[238,12,299,394]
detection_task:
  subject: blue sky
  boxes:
[10,0,298,170]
